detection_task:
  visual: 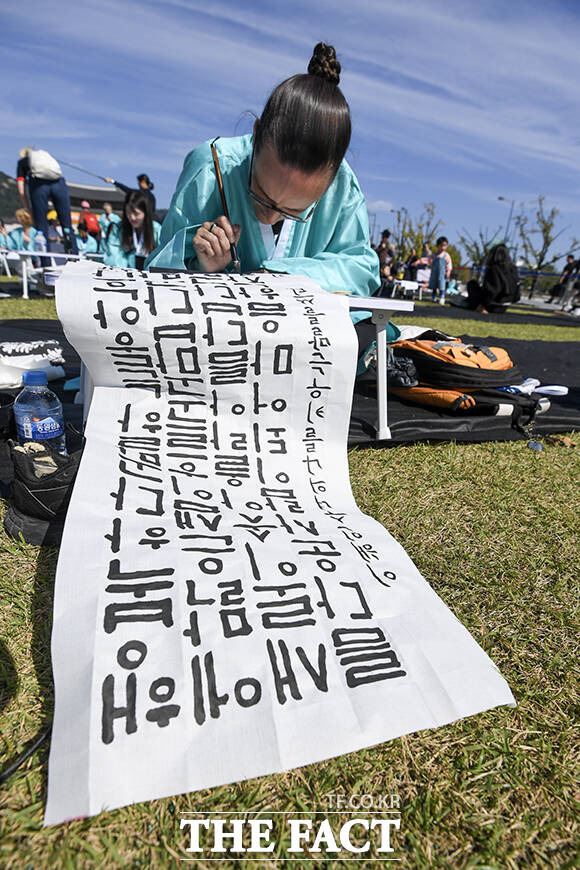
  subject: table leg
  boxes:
[372,310,391,440]
[22,256,29,300]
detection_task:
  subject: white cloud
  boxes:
[365,199,394,212]
[1,0,578,241]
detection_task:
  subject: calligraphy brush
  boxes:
[210,138,241,274]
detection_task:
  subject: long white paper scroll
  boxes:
[45,261,514,825]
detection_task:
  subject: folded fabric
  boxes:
[534,385,568,396]
[498,379,568,397]
[0,362,65,390]
[63,376,81,391]
[497,378,540,395]
[0,339,65,369]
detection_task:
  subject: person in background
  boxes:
[404,247,420,281]
[77,200,101,245]
[428,236,452,305]
[104,173,156,214]
[98,202,121,239]
[146,42,381,350]
[0,219,8,247]
[103,189,161,269]
[16,147,78,254]
[557,258,580,313]
[466,243,519,313]
[375,229,395,280]
[549,254,576,304]
[5,209,37,252]
[46,209,63,246]
[76,225,100,254]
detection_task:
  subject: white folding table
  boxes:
[349,298,414,440]
[0,248,103,299]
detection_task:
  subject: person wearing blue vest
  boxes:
[145,43,382,336]
[104,189,161,269]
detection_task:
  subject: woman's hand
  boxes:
[193,216,241,273]
[104,177,114,184]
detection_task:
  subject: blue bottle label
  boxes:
[16,414,64,440]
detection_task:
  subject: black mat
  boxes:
[0,319,578,473]
[351,333,580,445]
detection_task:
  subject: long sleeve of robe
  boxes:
[145,135,379,324]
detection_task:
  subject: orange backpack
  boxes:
[390,338,521,411]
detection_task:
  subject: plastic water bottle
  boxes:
[13,371,67,455]
[35,231,47,253]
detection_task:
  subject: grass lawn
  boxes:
[0,296,57,321]
[0,297,578,868]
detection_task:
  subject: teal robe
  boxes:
[76,233,99,254]
[6,226,38,252]
[98,212,121,234]
[104,221,161,268]
[145,135,380,324]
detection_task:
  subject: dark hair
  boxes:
[254,42,351,176]
[137,173,154,191]
[121,189,155,254]
[436,236,448,245]
[382,229,391,238]
[486,243,511,267]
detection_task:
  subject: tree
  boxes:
[390,202,444,262]
[514,195,580,296]
[0,171,22,222]
[458,225,503,269]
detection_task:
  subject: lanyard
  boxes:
[132,228,144,255]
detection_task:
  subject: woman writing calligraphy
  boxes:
[146,43,381,334]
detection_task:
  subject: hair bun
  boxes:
[307,42,341,85]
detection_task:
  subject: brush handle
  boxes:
[210,143,230,220]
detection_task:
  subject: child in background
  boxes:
[429,236,452,305]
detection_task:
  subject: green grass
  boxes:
[398,299,580,342]
[0,300,579,868]
[0,296,57,321]
[0,295,577,342]
[392,312,579,343]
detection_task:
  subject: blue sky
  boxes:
[2,0,579,259]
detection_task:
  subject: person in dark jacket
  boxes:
[467,244,520,313]
[104,172,156,213]
[549,254,576,304]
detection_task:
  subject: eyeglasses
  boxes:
[246,147,318,223]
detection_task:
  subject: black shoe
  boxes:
[3,442,82,546]
[3,504,66,547]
